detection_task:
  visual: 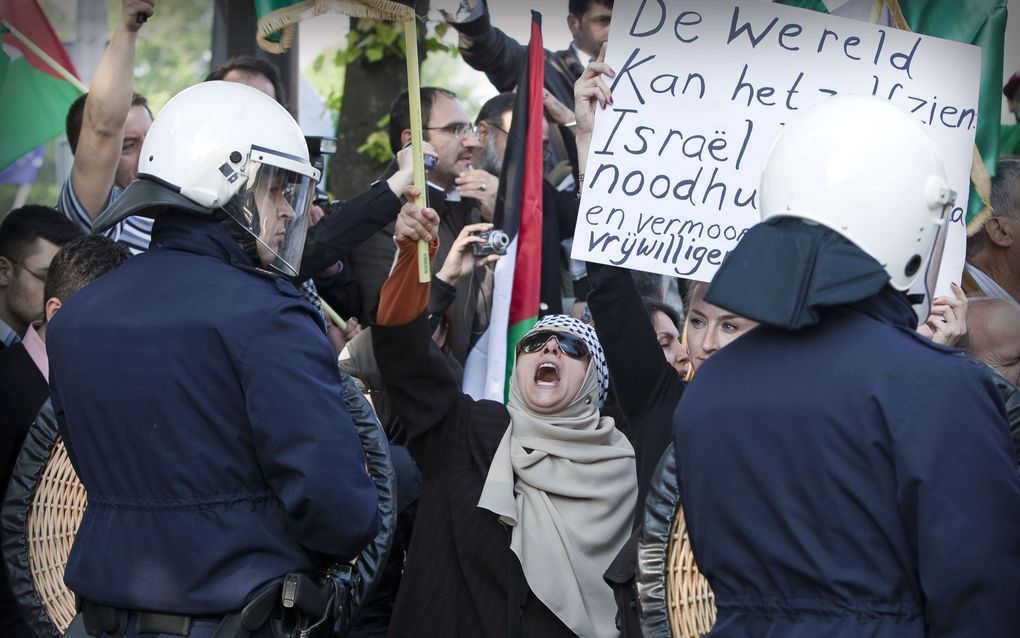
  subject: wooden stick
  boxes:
[320,298,348,331]
[403,18,430,283]
[0,20,87,93]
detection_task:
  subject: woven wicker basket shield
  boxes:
[636,445,716,637]
[2,399,79,636]
[2,370,396,636]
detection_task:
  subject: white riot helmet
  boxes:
[95,81,320,277]
[759,94,955,294]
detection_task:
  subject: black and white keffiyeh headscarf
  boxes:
[526,314,610,409]
[479,314,635,638]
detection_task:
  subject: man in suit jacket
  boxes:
[349,87,493,366]
[0,235,128,638]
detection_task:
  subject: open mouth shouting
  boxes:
[535,362,561,387]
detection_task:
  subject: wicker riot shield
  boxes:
[635,445,716,638]
[2,368,396,637]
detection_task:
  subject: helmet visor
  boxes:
[224,158,317,277]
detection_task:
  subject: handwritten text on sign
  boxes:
[571,0,980,283]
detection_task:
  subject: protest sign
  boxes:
[572,0,981,292]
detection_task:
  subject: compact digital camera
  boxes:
[471,229,510,256]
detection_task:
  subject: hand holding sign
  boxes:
[574,43,615,143]
[571,0,980,289]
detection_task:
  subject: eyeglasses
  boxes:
[516,330,590,359]
[485,121,509,135]
[425,122,479,139]
[11,260,46,282]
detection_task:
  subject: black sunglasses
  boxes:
[516,330,590,359]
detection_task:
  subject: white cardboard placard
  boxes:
[572,0,981,293]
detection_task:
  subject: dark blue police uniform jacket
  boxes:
[673,288,1020,637]
[47,212,380,616]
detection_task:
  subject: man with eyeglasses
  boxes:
[349,87,494,367]
[468,92,580,317]
[0,207,83,355]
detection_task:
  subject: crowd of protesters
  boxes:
[1,0,1020,637]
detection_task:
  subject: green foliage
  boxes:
[330,17,460,162]
[356,115,394,164]
[305,46,345,116]
[123,0,214,112]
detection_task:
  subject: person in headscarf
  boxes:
[371,185,637,638]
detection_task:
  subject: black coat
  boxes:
[372,313,572,638]
[0,342,46,637]
[586,262,684,636]
[452,10,585,111]
[0,341,47,487]
[298,180,402,281]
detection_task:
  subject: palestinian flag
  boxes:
[0,0,83,171]
[463,11,545,403]
[776,0,1006,231]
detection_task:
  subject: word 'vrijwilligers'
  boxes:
[583,205,749,276]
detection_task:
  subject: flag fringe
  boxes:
[257,0,415,54]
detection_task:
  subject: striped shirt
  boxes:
[57,179,152,254]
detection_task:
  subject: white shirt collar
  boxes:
[570,42,595,67]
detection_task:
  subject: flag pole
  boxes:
[402,17,431,283]
[320,298,349,331]
[0,20,87,93]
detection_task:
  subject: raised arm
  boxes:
[573,48,674,419]
[372,194,464,452]
[299,144,436,280]
[446,3,528,95]
[70,0,153,219]
[573,43,613,178]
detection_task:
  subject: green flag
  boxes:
[0,1,84,171]
[776,0,1007,230]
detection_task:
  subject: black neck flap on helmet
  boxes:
[704,217,891,331]
[92,176,214,234]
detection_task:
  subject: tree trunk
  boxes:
[329,0,429,199]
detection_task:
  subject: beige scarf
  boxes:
[478,359,637,637]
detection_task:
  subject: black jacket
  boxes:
[586,261,684,637]
[451,9,585,110]
[373,313,572,638]
[0,342,45,638]
[298,180,402,281]
[351,188,489,365]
